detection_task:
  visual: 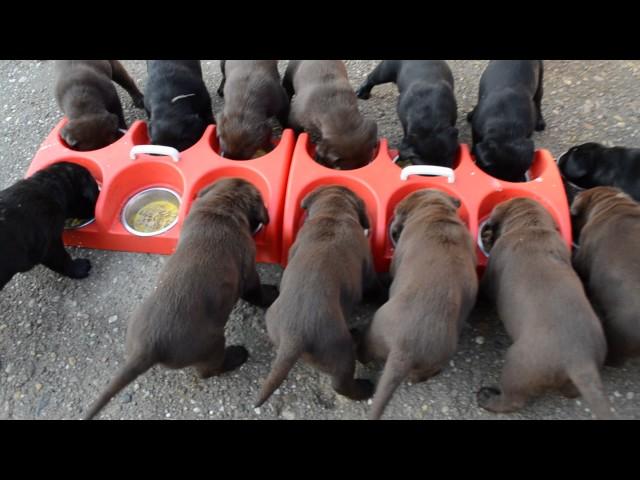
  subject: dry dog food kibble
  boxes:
[132,200,179,233]
[65,218,89,229]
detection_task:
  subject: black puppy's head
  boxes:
[400,126,459,167]
[45,162,99,219]
[197,178,269,233]
[557,142,604,188]
[217,112,272,160]
[474,137,535,182]
[61,113,121,151]
[301,185,370,230]
[148,113,206,152]
[390,189,460,245]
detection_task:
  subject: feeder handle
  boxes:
[130,145,180,162]
[400,165,455,183]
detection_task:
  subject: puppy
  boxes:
[467,60,545,182]
[0,162,98,290]
[559,143,640,201]
[144,60,215,151]
[84,178,278,420]
[356,61,459,167]
[283,60,378,170]
[478,197,614,419]
[571,187,640,365]
[255,186,379,407]
[55,60,145,151]
[356,189,477,419]
[216,60,290,160]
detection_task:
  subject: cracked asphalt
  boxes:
[1,60,639,420]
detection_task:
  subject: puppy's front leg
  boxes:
[109,60,144,109]
[42,237,91,279]
[355,60,397,100]
[533,62,546,131]
[241,269,279,308]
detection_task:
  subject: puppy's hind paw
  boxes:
[258,284,279,308]
[353,379,375,400]
[535,118,546,131]
[132,94,145,110]
[355,86,371,100]
[476,386,501,410]
[67,258,92,279]
[221,345,249,373]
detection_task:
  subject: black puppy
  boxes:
[0,162,99,290]
[357,60,459,167]
[144,60,215,151]
[558,143,640,201]
[467,60,545,182]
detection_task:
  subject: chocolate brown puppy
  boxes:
[283,60,378,170]
[255,186,379,407]
[357,189,478,420]
[217,60,289,159]
[84,178,278,420]
[478,197,614,419]
[571,187,640,365]
[55,60,144,151]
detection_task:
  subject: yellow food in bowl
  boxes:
[252,148,268,159]
[132,200,179,233]
[65,217,92,229]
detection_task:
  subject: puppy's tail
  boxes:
[568,363,617,420]
[369,352,411,420]
[255,343,302,408]
[83,355,154,420]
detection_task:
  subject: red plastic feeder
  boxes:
[25,118,296,264]
[281,134,572,273]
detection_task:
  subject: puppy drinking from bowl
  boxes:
[467,60,545,182]
[283,60,378,170]
[356,60,459,168]
[144,60,215,152]
[355,189,478,420]
[84,178,278,419]
[0,162,99,290]
[216,60,290,160]
[478,197,615,419]
[255,185,381,408]
[571,186,640,365]
[55,60,145,151]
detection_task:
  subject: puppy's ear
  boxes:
[389,213,405,246]
[301,188,322,210]
[61,124,79,148]
[480,220,496,252]
[197,183,216,198]
[252,201,270,227]
[447,125,459,140]
[447,194,462,209]
[352,194,370,230]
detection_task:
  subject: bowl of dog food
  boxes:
[64,217,95,230]
[121,187,181,237]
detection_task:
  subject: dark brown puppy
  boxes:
[571,186,640,366]
[216,60,289,160]
[255,185,378,407]
[357,189,478,420]
[283,60,378,170]
[84,178,279,419]
[55,60,144,151]
[478,197,614,419]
